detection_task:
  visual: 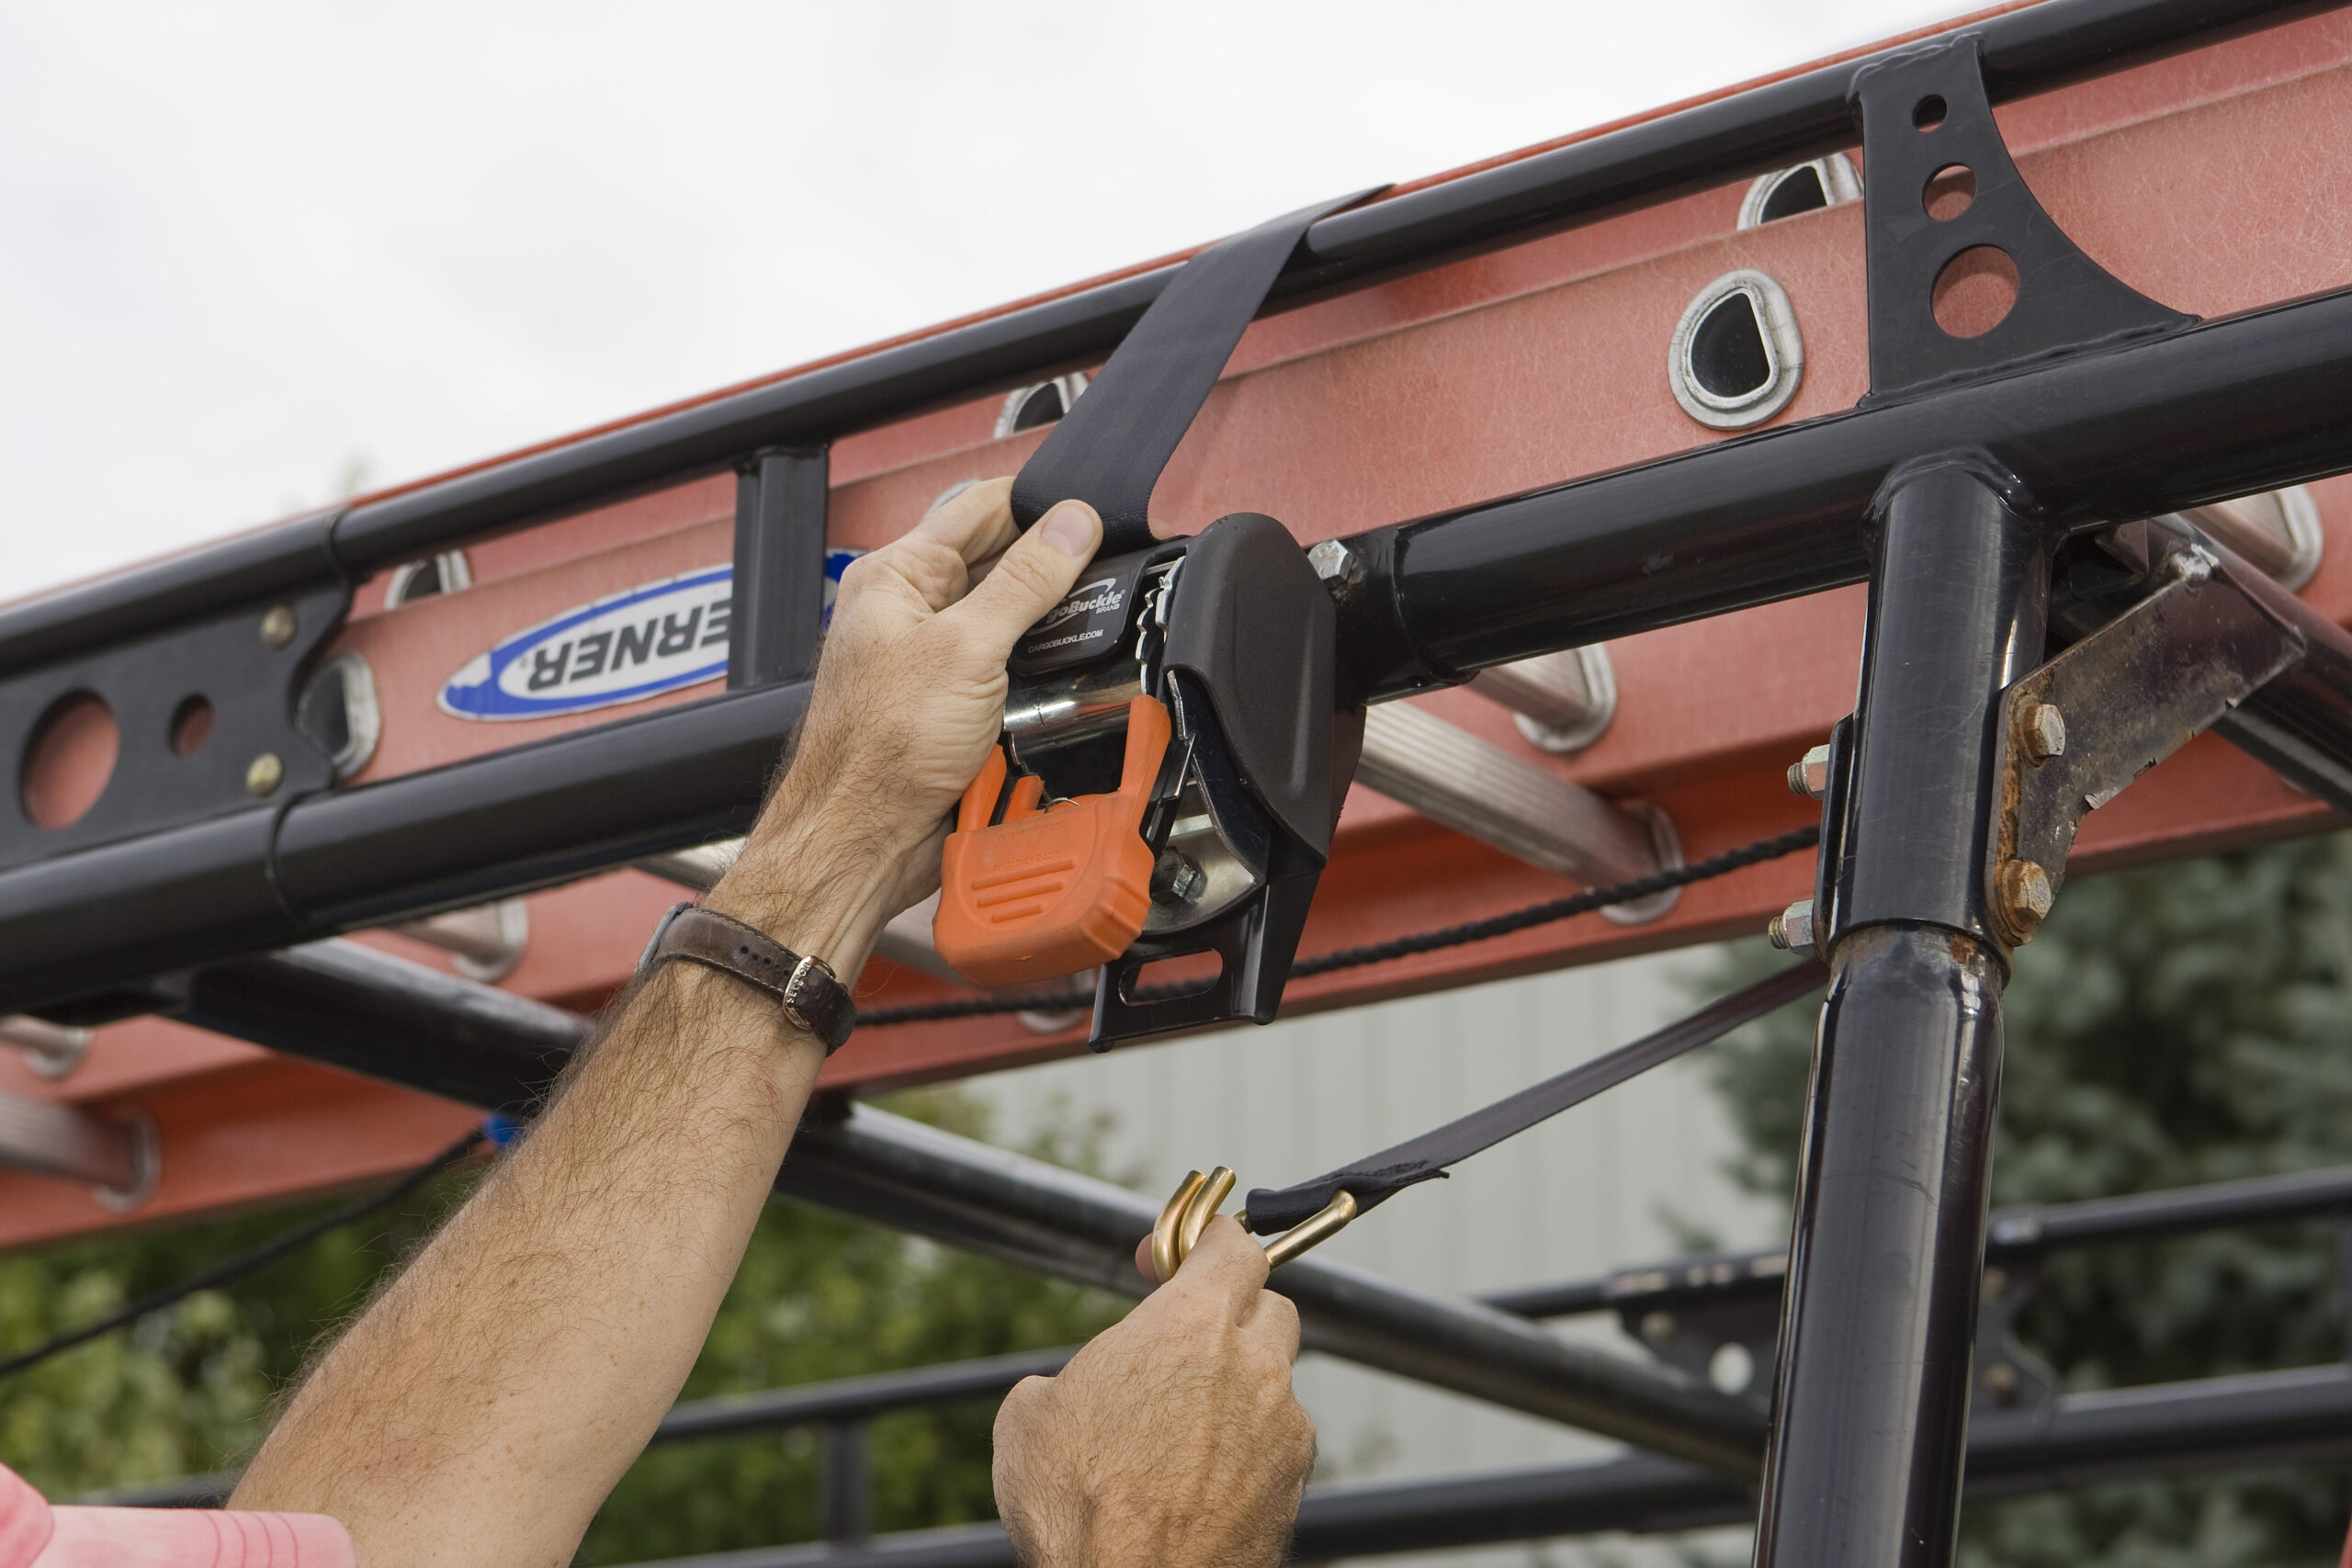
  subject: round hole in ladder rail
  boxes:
[1914,94,1947,130]
[1923,164,1975,220]
[21,691,119,829]
[169,695,214,757]
[1932,245,2020,338]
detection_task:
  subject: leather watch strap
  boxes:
[638,903,857,1054]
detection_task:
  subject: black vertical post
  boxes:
[729,446,831,691]
[1755,457,2049,1568]
[818,1420,869,1543]
[2338,1217,2352,1362]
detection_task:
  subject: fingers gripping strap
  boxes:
[1011,189,1376,556]
[1241,962,1829,1234]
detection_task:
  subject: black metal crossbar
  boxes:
[164,940,1770,1472]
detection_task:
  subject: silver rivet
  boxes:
[246,752,284,797]
[259,604,297,649]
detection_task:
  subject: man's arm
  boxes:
[231,480,1105,1568]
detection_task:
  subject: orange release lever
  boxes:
[933,694,1173,988]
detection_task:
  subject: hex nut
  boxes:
[1787,743,1833,799]
[259,604,298,649]
[1307,539,1360,587]
[1639,1310,1678,1347]
[246,752,285,797]
[1997,858,2054,929]
[1767,897,1816,953]
[2023,702,2066,763]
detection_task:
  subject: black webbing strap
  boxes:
[1011,189,1376,555]
[1242,961,1829,1235]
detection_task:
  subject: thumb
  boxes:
[946,499,1103,658]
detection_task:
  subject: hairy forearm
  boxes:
[233,784,901,1568]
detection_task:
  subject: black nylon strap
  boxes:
[1011,189,1376,556]
[1242,961,1829,1234]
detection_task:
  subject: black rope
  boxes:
[0,1127,488,1382]
[859,822,1820,1026]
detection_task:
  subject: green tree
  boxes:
[1707,832,2352,1566]
[0,1089,1125,1563]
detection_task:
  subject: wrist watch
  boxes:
[638,903,857,1053]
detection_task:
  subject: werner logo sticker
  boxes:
[439,551,861,722]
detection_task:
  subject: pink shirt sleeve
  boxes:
[1,1464,354,1568]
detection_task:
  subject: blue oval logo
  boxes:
[439,551,860,722]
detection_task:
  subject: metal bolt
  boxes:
[245,752,284,797]
[1980,1361,2021,1404]
[259,604,298,649]
[1152,849,1204,906]
[1639,1310,1677,1347]
[2022,702,2066,763]
[1997,858,2054,929]
[1766,898,1816,954]
[1307,539,1360,588]
[1786,743,1832,799]
[2169,546,2216,586]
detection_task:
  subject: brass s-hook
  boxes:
[1150,1166,1359,1280]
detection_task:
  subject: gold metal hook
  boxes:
[1149,1167,1358,1280]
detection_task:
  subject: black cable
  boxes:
[0,1127,488,1382]
[859,822,1821,1026]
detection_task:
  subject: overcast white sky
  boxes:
[0,1,1961,603]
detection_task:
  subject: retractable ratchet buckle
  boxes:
[930,188,1374,1051]
[933,516,1342,1047]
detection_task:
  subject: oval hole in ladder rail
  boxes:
[1737,154,1860,231]
[1668,270,1804,430]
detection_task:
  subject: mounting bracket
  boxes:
[1853,35,2192,401]
[1984,531,2303,947]
[0,574,351,872]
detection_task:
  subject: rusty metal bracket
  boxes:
[1986,542,2303,947]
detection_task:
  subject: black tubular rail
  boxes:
[1485,1162,2352,1321]
[0,0,2321,678]
[19,272,2352,1014]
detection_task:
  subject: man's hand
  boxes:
[232,479,1101,1568]
[713,479,1103,952]
[993,1218,1316,1568]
